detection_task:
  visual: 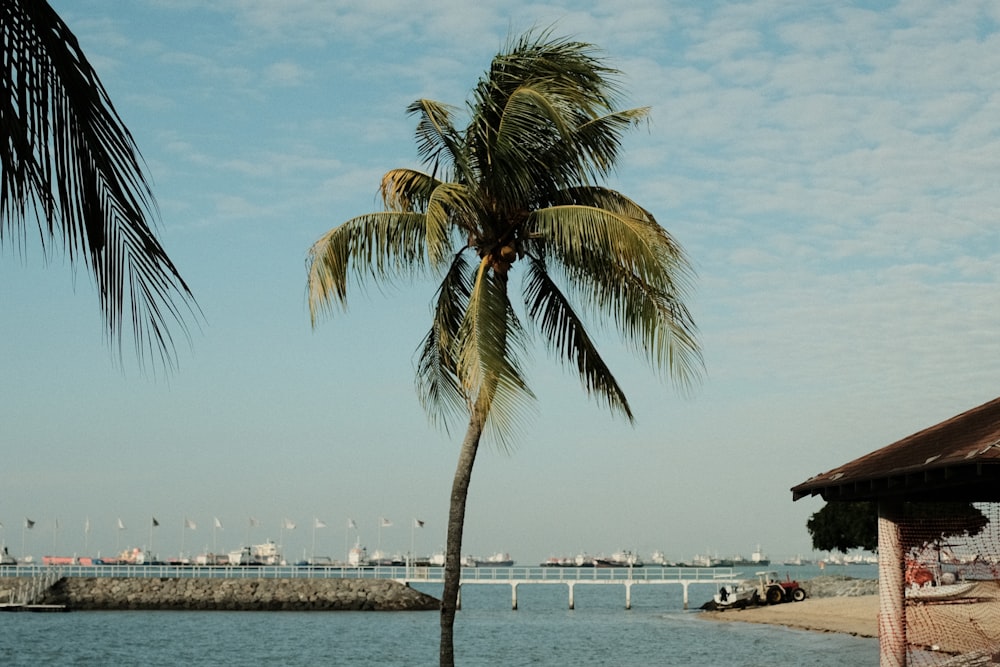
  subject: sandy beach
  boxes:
[700,594,879,638]
[700,582,1000,656]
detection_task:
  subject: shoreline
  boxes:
[699,594,879,638]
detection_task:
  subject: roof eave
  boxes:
[791,461,1000,503]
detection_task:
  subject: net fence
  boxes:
[898,502,1000,667]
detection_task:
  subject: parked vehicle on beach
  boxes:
[713,582,757,608]
[755,571,807,604]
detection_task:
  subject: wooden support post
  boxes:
[878,500,906,667]
[625,582,632,610]
[567,583,575,610]
[682,582,690,610]
[511,583,518,610]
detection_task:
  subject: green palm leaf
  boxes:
[454,258,533,447]
[530,204,702,388]
[416,251,474,430]
[306,211,429,322]
[523,256,632,418]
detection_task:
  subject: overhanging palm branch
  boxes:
[1,0,194,368]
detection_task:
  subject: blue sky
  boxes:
[3,0,1000,565]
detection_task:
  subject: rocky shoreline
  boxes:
[799,574,879,598]
[0,576,439,611]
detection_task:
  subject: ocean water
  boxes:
[0,576,878,666]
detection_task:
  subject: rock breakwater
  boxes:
[1,576,439,611]
[800,575,879,598]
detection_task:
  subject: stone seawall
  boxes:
[0,577,439,611]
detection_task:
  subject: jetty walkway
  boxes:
[0,564,742,610]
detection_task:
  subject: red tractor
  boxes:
[755,570,807,604]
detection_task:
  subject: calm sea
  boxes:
[0,565,879,666]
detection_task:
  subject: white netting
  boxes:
[896,502,1000,667]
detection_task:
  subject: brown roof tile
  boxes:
[792,396,1000,502]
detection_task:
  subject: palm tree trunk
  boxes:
[439,402,487,667]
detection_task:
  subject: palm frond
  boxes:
[306,210,428,323]
[488,82,596,206]
[416,251,475,432]
[425,182,478,268]
[467,31,625,201]
[523,257,632,419]
[406,99,465,181]
[551,108,650,183]
[486,31,622,117]
[380,168,438,212]
[1,0,195,369]
[530,203,702,390]
[455,258,534,448]
[380,168,465,270]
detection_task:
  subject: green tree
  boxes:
[807,501,989,553]
[2,0,194,368]
[807,501,880,553]
[307,31,701,666]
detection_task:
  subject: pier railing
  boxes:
[0,564,743,610]
[0,563,741,583]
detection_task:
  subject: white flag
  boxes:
[214,517,223,530]
[117,517,126,531]
[414,518,425,528]
[249,516,259,527]
[347,518,357,530]
[380,517,392,528]
[185,518,197,530]
[314,518,327,529]
[84,517,91,534]
[282,518,296,530]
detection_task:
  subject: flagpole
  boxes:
[311,521,317,562]
[410,520,416,576]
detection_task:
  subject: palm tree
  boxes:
[307,31,701,666]
[2,0,194,368]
